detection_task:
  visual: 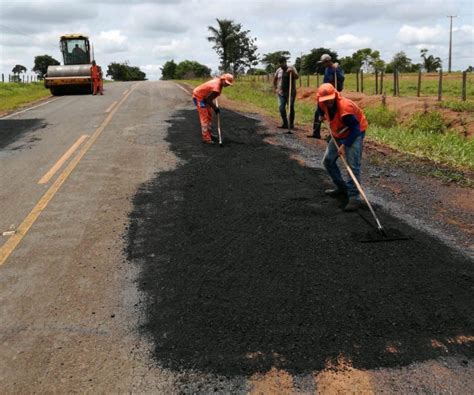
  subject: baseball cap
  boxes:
[317,54,332,64]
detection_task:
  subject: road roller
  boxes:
[44,34,100,95]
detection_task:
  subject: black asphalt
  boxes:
[125,108,473,376]
[0,118,47,149]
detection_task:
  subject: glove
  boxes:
[312,121,321,139]
[214,107,220,115]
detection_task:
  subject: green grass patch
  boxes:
[365,105,398,128]
[0,82,50,112]
[440,100,474,112]
[407,110,446,134]
[369,125,473,170]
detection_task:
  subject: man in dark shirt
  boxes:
[318,54,344,92]
[273,57,299,131]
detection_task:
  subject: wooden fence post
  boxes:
[1,73,3,83]
[375,70,378,94]
[307,74,309,87]
[462,70,467,101]
[393,70,397,96]
[360,70,364,93]
[437,69,443,102]
[397,71,400,96]
[316,73,320,86]
[417,70,421,97]
[380,71,384,94]
[356,70,359,92]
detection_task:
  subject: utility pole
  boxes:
[447,15,457,73]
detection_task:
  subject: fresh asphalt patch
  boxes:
[0,118,47,150]
[125,109,473,376]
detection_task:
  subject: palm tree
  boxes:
[420,49,442,72]
[207,19,237,72]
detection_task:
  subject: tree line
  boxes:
[163,18,472,78]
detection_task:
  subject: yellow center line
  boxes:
[0,85,137,267]
[105,101,118,114]
[122,89,129,96]
[38,135,89,184]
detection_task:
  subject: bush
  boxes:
[364,105,398,128]
[407,111,446,134]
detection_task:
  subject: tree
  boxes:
[11,64,27,81]
[387,51,412,72]
[174,60,211,79]
[32,55,60,80]
[420,49,442,72]
[106,62,146,81]
[161,60,177,80]
[261,51,290,73]
[207,18,259,74]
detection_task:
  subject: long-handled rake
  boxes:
[326,126,409,243]
[216,99,223,147]
[286,71,293,135]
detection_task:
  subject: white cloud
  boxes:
[96,30,129,53]
[397,25,445,45]
[0,0,472,79]
[334,34,372,48]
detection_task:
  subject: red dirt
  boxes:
[297,88,474,138]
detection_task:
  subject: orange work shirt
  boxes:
[321,96,368,139]
[192,78,222,101]
[90,65,100,79]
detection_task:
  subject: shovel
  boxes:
[216,99,223,147]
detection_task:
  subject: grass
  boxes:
[0,82,51,112]
[242,72,474,100]
[183,78,474,173]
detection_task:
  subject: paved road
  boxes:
[0,81,472,393]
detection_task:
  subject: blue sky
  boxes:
[0,0,473,80]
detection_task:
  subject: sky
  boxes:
[0,0,473,80]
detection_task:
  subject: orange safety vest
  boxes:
[321,96,368,139]
[192,78,222,102]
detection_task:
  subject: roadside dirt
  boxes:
[296,88,474,138]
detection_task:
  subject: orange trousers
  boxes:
[92,78,103,95]
[194,100,213,141]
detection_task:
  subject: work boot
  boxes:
[344,196,363,212]
[277,123,289,129]
[324,188,347,198]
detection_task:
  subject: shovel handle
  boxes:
[326,125,385,232]
[216,99,222,145]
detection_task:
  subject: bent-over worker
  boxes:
[192,74,234,144]
[315,83,368,212]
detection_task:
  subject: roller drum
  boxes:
[46,64,92,78]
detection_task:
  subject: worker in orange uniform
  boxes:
[315,83,368,212]
[90,60,103,95]
[192,73,234,144]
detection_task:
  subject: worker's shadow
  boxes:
[127,109,474,377]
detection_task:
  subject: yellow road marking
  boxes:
[38,135,89,184]
[0,85,137,266]
[122,89,129,96]
[105,101,118,113]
